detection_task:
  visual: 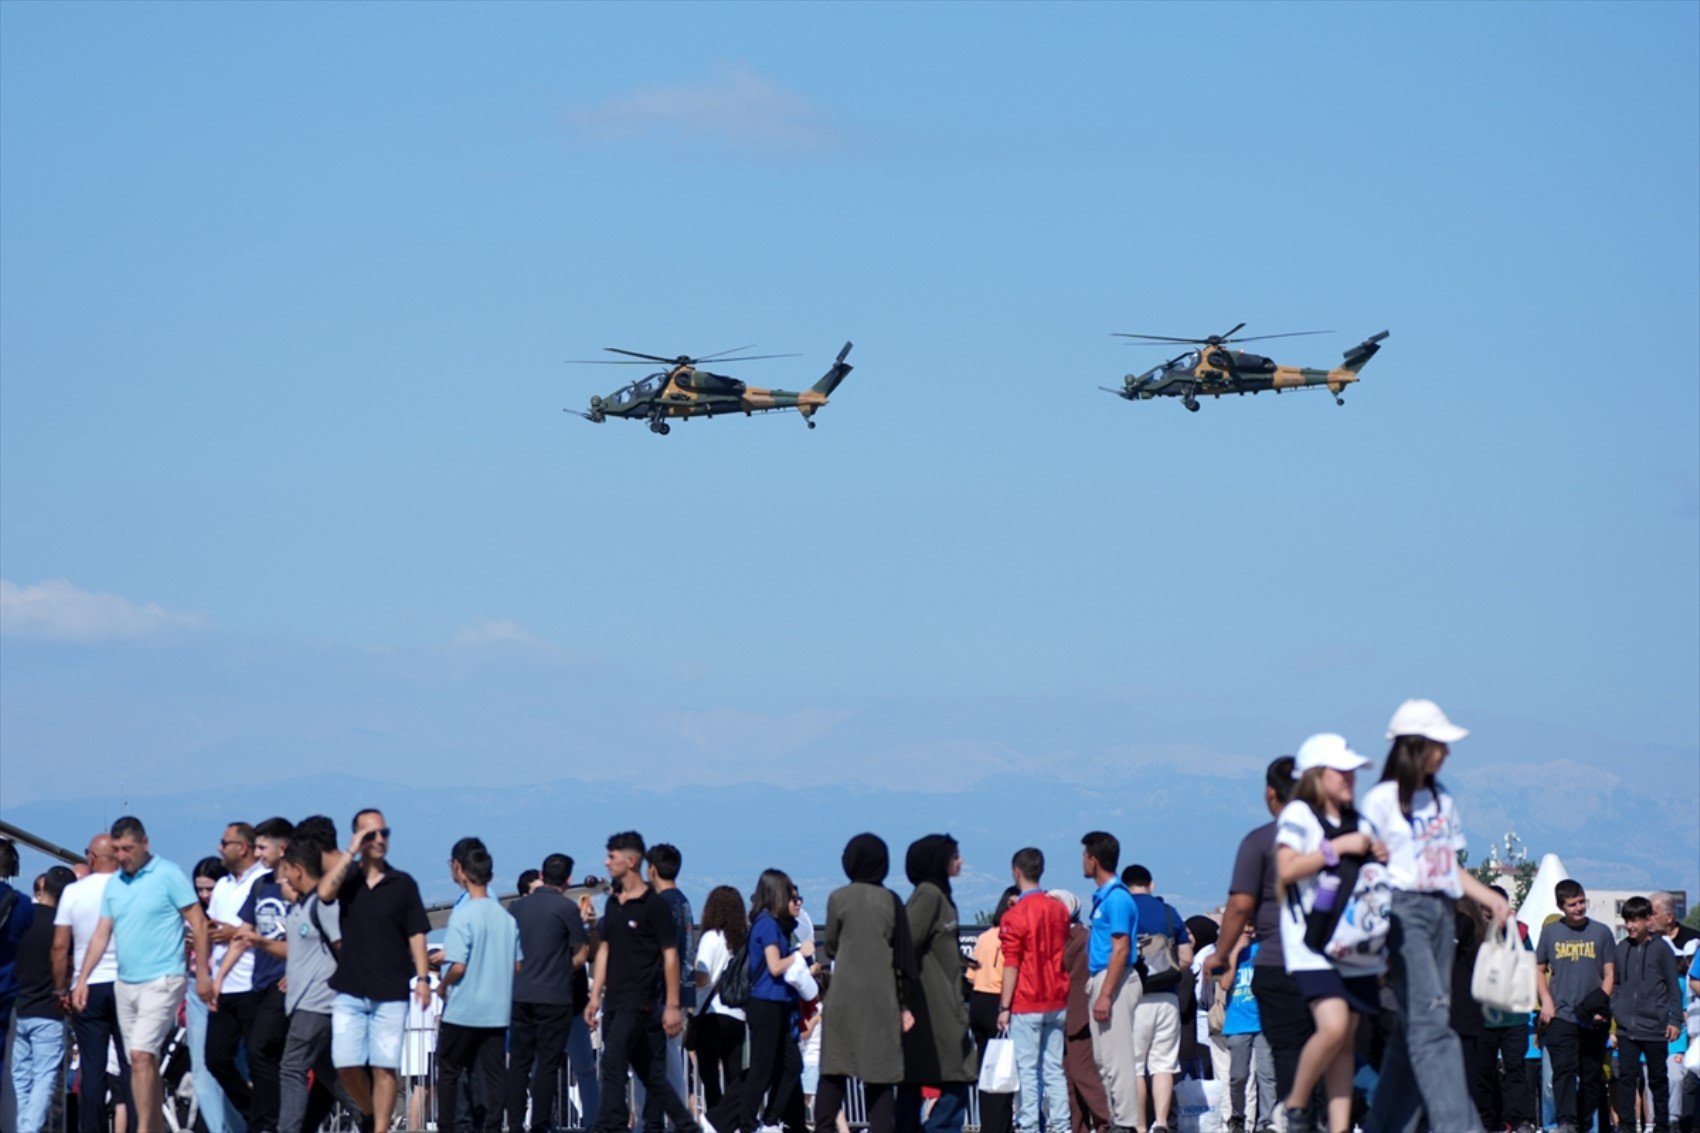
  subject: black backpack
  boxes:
[706,938,753,1011]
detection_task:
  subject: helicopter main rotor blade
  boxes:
[1112,333,1208,343]
[1215,322,1247,341]
[1220,330,1335,344]
[697,353,802,364]
[603,347,683,364]
[694,344,758,363]
[565,359,665,365]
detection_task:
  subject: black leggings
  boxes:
[815,1077,894,1133]
[694,1013,747,1108]
[742,998,801,1133]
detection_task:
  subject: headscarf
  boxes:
[841,833,889,885]
[905,833,959,901]
[1049,888,1081,923]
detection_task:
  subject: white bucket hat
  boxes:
[1293,733,1372,778]
[1386,698,1469,743]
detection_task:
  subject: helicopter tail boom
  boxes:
[809,341,854,397]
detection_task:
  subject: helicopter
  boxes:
[1102,324,1389,412]
[567,342,853,434]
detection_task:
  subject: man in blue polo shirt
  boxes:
[1081,831,1141,1133]
[72,816,211,1133]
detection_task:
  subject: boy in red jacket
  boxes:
[998,847,1074,1133]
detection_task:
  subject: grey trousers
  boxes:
[277,1009,351,1133]
[1227,1031,1275,1129]
[1365,891,1485,1133]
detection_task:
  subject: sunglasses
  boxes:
[362,827,392,841]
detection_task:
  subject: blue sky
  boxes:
[3,3,1696,905]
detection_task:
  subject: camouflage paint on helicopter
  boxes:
[1103,326,1389,412]
[570,342,853,434]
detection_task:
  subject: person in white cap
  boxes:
[1273,734,1387,1133]
[1361,701,1513,1133]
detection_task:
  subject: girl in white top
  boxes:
[1359,700,1510,1133]
[1274,733,1387,1133]
[691,885,749,1110]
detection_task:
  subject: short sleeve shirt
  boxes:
[283,895,341,1015]
[658,888,696,1010]
[510,890,588,1006]
[1088,880,1138,974]
[1222,942,1261,1035]
[1275,801,1384,976]
[1536,918,1616,1022]
[1228,822,1284,970]
[443,896,522,1028]
[208,863,266,996]
[100,856,198,984]
[748,911,794,1003]
[601,886,679,1012]
[1361,781,1467,898]
[56,873,118,984]
[328,867,430,1002]
[239,873,290,991]
[695,929,747,1021]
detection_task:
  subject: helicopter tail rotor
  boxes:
[1340,329,1390,373]
[810,341,854,397]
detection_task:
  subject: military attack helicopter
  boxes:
[567,342,853,434]
[1102,325,1389,412]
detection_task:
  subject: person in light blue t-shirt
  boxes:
[1219,931,1275,1133]
[436,837,521,1133]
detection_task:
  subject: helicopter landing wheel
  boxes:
[1335,397,1345,406]
[1184,399,1200,413]
[806,419,816,430]
[658,422,671,435]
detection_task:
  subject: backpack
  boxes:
[1305,854,1393,973]
[706,938,753,1011]
[1135,901,1184,993]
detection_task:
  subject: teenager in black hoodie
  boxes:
[1612,896,1683,1133]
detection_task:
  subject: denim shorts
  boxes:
[331,993,408,1069]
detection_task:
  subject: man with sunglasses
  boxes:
[318,809,431,1133]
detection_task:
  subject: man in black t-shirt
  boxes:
[1210,755,1310,1109]
[13,868,75,1133]
[584,831,700,1133]
[317,808,431,1133]
[507,852,590,1133]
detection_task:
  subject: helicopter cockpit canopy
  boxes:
[610,372,667,405]
[677,369,745,394]
[1139,351,1198,382]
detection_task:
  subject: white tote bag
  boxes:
[1471,918,1538,1014]
[977,1035,1019,1094]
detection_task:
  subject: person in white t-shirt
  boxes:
[1274,733,1387,1133]
[1361,700,1510,1133]
[692,885,750,1111]
[52,833,132,1133]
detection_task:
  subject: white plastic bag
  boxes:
[977,1035,1019,1094]
[1173,1076,1223,1133]
[1471,919,1537,1014]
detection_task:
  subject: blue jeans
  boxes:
[897,1082,969,1133]
[1010,1010,1069,1133]
[11,1016,66,1133]
[1365,891,1484,1133]
[567,1014,601,1127]
[187,984,247,1133]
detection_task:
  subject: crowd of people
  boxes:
[1,698,1698,1133]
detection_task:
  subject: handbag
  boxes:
[1471,918,1538,1014]
[977,1034,1019,1094]
[1207,994,1227,1037]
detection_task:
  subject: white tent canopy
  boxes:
[1516,851,1571,950]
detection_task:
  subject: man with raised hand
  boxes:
[318,808,431,1133]
[584,830,701,1133]
[53,832,134,1133]
[72,816,211,1133]
[209,817,293,1131]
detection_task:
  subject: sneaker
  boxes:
[1152,1126,1170,1133]
[1511,1125,1538,1133]
[1283,1108,1317,1133]
[1227,1119,1247,1133]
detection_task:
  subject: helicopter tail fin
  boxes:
[1340,330,1389,373]
[809,341,854,396]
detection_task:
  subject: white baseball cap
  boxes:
[1292,733,1371,778]
[1386,698,1469,743]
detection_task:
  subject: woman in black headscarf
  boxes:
[814,834,918,1133]
[898,834,977,1133]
